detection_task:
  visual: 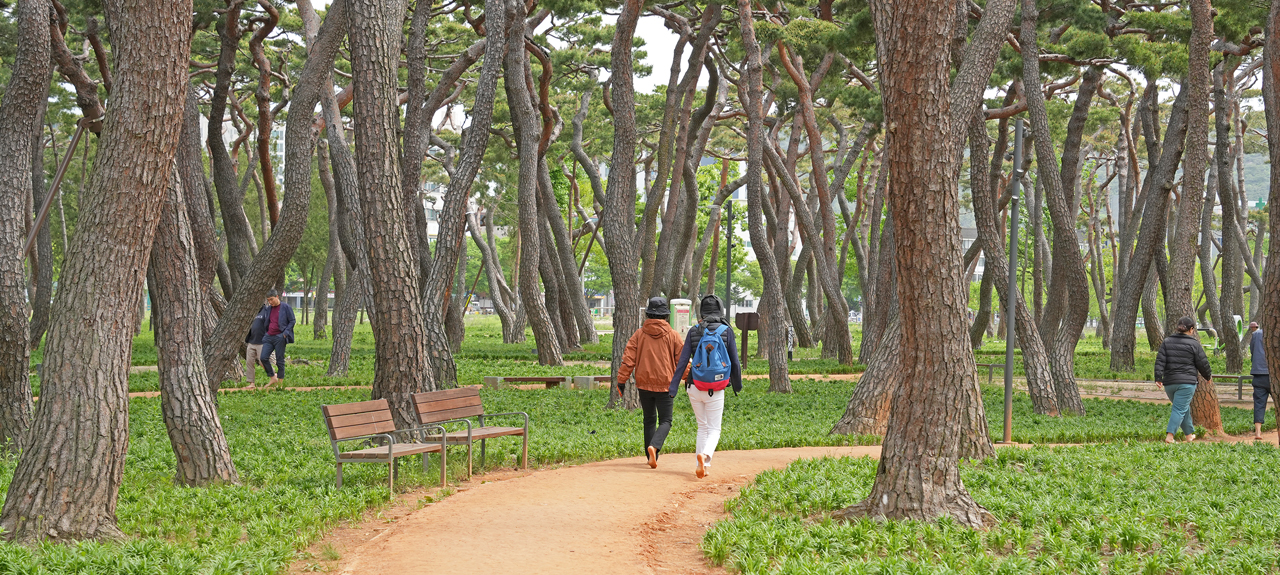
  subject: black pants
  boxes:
[1253,374,1271,424]
[261,334,287,379]
[638,389,673,455]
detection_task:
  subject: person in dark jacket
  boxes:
[1247,322,1269,440]
[255,290,296,388]
[1154,316,1212,443]
[668,295,742,478]
[243,297,272,389]
[616,297,689,468]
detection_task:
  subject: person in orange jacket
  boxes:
[617,297,689,468]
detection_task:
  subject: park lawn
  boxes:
[705,442,1280,575]
[0,379,1271,573]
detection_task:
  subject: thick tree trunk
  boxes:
[505,0,561,366]
[603,0,644,409]
[1259,0,1280,444]
[149,172,240,486]
[1,0,191,541]
[837,0,1012,528]
[0,0,49,450]
[351,0,435,426]
[178,90,224,317]
[738,0,790,393]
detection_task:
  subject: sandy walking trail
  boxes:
[319,445,883,575]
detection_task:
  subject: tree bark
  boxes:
[28,100,53,353]
[208,0,257,292]
[505,0,561,366]
[1260,0,1280,445]
[469,210,524,342]
[1,0,191,541]
[1214,63,1246,374]
[836,0,1011,528]
[831,310,901,436]
[351,0,435,426]
[0,0,49,451]
[148,171,240,486]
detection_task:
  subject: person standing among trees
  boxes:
[1155,316,1212,443]
[243,297,272,389]
[1247,322,1270,440]
[669,295,742,478]
[256,290,295,387]
[616,297,687,468]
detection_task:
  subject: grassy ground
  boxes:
[706,442,1280,574]
[0,377,1271,573]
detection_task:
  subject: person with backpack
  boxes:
[669,295,742,478]
[616,297,688,468]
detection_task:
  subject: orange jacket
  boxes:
[617,319,689,392]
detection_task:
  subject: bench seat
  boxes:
[342,442,444,460]
[413,388,529,478]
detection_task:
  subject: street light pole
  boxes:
[1001,118,1024,445]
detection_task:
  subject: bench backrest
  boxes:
[322,399,396,441]
[413,388,484,425]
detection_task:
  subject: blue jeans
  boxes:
[260,335,287,380]
[1164,383,1196,435]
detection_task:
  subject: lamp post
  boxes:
[1001,118,1024,445]
[723,199,734,313]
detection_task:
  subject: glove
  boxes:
[616,384,625,396]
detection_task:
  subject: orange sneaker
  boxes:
[647,446,657,469]
[695,454,705,478]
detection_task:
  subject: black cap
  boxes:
[645,297,669,316]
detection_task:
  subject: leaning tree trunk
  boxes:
[207,0,256,292]
[836,0,1013,528]
[351,0,435,427]
[0,0,192,541]
[505,0,561,366]
[29,98,54,354]
[1180,0,1224,433]
[148,171,239,486]
[831,310,901,436]
[0,0,49,450]
[738,0,790,393]
[1215,63,1246,374]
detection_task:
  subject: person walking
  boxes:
[1247,322,1270,440]
[1154,316,1212,443]
[244,297,271,389]
[256,289,296,388]
[616,297,687,468]
[669,295,742,478]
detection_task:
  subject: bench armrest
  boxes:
[478,411,529,430]
[421,418,474,433]
[391,425,447,443]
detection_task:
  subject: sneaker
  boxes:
[647,446,657,469]
[1185,434,1196,442]
[696,454,705,478]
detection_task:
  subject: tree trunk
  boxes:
[738,1,790,392]
[1110,83,1191,371]
[29,100,53,353]
[208,1,257,292]
[836,0,1013,528]
[1259,0,1280,445]
[0,0,49,450]
[1,0,191,541]
[831,310,901,436]
[148,171,240,486]
[351,0,435,426]
[505,0,561,366]
[178,90,224,326]
[1215,63,1246,374]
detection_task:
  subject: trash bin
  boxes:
[671,299,693,337]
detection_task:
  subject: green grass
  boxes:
[705,442,1280,574]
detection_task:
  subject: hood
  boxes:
[642,318,672,338]
[699,294,726,321]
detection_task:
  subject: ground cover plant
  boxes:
[705,442,1280,574]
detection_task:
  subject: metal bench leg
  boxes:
[440,447,447,487]
[465,441,472,479]
[480,438,487,470]
[389,460,395,495]
[336,463,343,489]
[522,433,528,469]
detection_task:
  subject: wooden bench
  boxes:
[321,398,447,492]
[484,376,568,389]
[412,388,529,478]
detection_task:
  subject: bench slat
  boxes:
[418,405,485,424]
[322,399,389,417]
[502,377,565,383]
[416,396,482,413]
[341,442,442,459]
[431,426,525,442]
[327,410,393,430]
[330,419,397,441]
[413,388,479,403]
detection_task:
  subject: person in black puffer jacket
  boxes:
[1154,316,1212,443]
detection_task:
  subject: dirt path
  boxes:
[299,446,882,575]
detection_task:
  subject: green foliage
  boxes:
[707,442,1280,574]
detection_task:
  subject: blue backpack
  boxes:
[691,323,731,392]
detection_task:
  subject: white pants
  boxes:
[688,387,724,466]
